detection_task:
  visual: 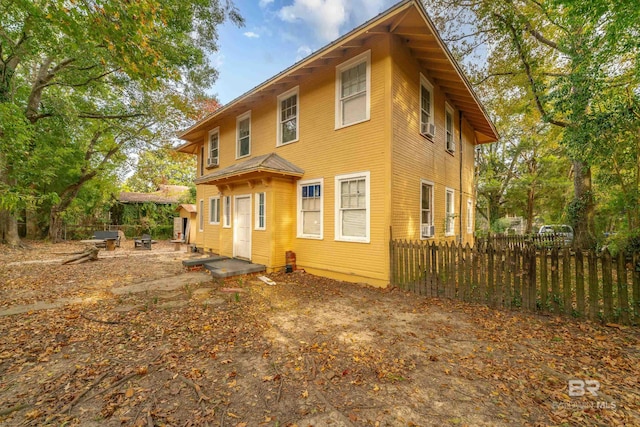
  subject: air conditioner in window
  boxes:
[207,157,218,167]
[422,123,435,138]
[447,138,455,152]
[421,224,435,238]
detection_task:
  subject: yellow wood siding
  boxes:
[389,35,476,246]
[189,32,481,287]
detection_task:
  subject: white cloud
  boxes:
[243,31,260,38]
[276,0,394,43]
[259,0,274,8]
[296,45,313,61]
[278,0,347,42]
[211,53,225,69]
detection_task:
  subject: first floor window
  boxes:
[223,195,231,228]
[421,181,434,238]
[198,199,204,231]
[209,197,220,224]
[335,172,370,242]
[445,188,455,236]
[467,199,474,234]
[298,180,323,238]
[255,192,266,230]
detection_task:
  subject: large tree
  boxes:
[0,0,242,244]
[428,0,640,248]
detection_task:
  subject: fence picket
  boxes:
[551,247,560,313]
[617,251,630,324]
[588,251,599,321]
[575,249,585,318]
[563,248,572,314]
[602,250,613,323]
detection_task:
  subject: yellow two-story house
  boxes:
[177,0,498,287]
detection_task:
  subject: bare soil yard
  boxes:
[0,240,638,426]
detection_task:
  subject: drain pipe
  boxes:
[459,110,463,244]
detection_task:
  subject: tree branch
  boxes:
[78,112,145,120]
[472,71,518,86]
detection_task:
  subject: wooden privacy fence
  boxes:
[389,239,640,325]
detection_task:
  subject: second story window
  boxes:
[278,87,299,146]
[336,50,371,128]
[420,74,434,138]
[208,128,219,167]
[445,103,455,153]
[236,112,251,158]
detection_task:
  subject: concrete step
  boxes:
[203,259,266,278]
[182,255,228,267]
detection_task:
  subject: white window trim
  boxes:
[335,50,371,130]
[209,196,220,225]
[445,102,455,153]
[420,179,434,240]
[236,111,251,159]
[297,178,324,240]
[222,195,231,228]
[445,187,455,237]
[198,199,204,232]
[276,86,299,146]
[420,73,435,138]
[334,171,370,243]
[255,192,266,230]
[208,127,220,167]
[467,198,474,234]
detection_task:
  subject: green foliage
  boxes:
[0,0,243,240]
[124,144,196,193]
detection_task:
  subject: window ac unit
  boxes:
[421,224,435,238]
[447,138,455,152]
[207,157,218,167]
[422,123,435,138]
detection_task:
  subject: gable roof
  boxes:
[195,152,304,185]
[178,0,497,150]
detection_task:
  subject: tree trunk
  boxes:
[0,209,21,247]
[526,186,535,234]
[572,160,596,249]
[49,207,64,243]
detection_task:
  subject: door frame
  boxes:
[233,194,252,260]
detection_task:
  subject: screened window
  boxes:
[255,192,266,230]
[336,51,370,128]
[335,172,370,242]
[236,112,251,158]
[198,199,204,231]
[445,104,455,152]
[209,197,220,224]
[278,88,298,145]
[208,129,219,167]
[445,188,455,236]
[298,181,323,238]
[223,195,231,228]
[420,74,434,137]
[421,181,434,238]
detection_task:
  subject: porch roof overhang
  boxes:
[195,153,304,185]
[177,0,498,152]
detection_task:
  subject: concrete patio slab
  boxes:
[182,255,228,267]
[203,258,265,278]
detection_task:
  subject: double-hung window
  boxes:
[421,180,434,238]
[335,172,370,243]
[420,74,434,138]
[222,195,231,228]
[277,87,299,145]
[336,50,370,128]
[298,179,323,239]
[198,199,204,231]
[467,199,474,234]
[209,197,220,224]
[445,103,455,152]
[208,128,219,167]
[445,188,455,236]
[255,192,266,230]
[236,112,251,158]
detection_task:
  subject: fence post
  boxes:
[616,251,630,325]
[551,247,560,313]
[562,248,572,314]
[575,249,585,318]
[602,249,613,323]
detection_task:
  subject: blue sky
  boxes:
[209,0,399,104]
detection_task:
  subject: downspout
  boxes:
[459,110,463,244]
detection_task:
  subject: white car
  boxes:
[538,224,574,247]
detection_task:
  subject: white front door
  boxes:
[234,195,251,259]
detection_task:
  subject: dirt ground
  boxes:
[0,240,638,426]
